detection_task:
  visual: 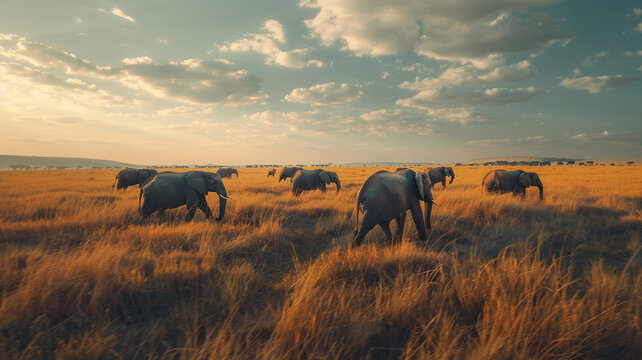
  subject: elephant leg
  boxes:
[513,187,526,199]
[197,197,213,218]
[378,221,393,244]
[353,215,377,247]
[441,179,446,188]
[394,212,406,243]
[409,204,428,242]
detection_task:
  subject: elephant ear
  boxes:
[519,172,532,187]
[186,172,208,195]
[415,171,427,201]
[319,171,331,184]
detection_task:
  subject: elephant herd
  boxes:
[112,166,544,246]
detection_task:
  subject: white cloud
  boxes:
[624,50,642,56]
[75,18,83,24]
[122,56,152,65]
[0,35,268,106]
[218,20,323,68]
[571,132,641,145]
[468,135,547,145]
[284,82,363,105]
[381,71,390,79]
[581,51,608,67]
[560,75,638,93]
[99,8,135,23]
[398,85,539,107]
[300,0,569,63]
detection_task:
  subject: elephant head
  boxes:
[319,170,341,192]
[519,172,544,201]
[185,171,229,221]
[138,169,158,185]
[415,171,436,228]
[445,167,456,184]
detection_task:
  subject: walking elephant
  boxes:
[217,167,238,179]
[425,167,455,188]
[482,169,543,200]
[279,166,303,182]
[353,169,437,246]
[267,169,276,177]
[139,171,231,221]
[113,168,157,191]
[291,169,341,196]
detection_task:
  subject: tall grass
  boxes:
[0,166,640,359]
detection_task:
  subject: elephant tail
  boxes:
[112,173,119,189]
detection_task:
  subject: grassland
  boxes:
[0,166,640,359]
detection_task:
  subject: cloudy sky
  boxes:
[0,0,640,165]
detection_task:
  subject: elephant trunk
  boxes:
[424,201,433,229]
[334,178,341,192]
[215,183,228,221]
[537,181,544,201]
[234,170,238,178]
[448,168,455,184]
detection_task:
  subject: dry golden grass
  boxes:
[0,166,640,359]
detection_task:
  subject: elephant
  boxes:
[425,167,455,188]
[279,166,303,182]
[139,171,231,221]
[217,167,238,179]
[291,169,341,196]
[267,169,276,177]
[113,168,157,191]
[353,169,437,246]
[481,169,543,201]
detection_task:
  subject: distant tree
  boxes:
[627,161,635,165]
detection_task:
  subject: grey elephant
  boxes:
[353,169,437,246]
[279,166,303,182]
[425,167,455,188]
[291,169,341,196]
[482,169,543,200]
[139,171,231,221]
[217,167,238,179]
[113,168,157,191]
[267,169,276,177]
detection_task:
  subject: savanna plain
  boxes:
[0,166,640,359]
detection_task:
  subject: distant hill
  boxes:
[0,155,141,170]
[460,156,639,166]
[336,162,433,167]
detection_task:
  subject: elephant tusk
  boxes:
[218,194,233,200]
[431,200,440,207]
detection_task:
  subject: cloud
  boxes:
[0,35,268,106]
[301,0,569,63]
[284,82,363,105]
[218,20,323,68]
[118,59,268,105]
[468,135,548,145]
[570,132,642,145]
[624,50,642,56]
[99,8,135,23]
[581,51,608,67]
[398,86,539,107]
[560,75,638,93]
[122,56,152,65]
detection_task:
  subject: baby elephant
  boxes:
[139,171,231,221]
[113,168,157,191]
[267,169,276,177]
[425,166,455,188]
[482,169,543,200]
[291,169,341,196]
[353,169,437,246]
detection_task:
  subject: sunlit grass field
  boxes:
[1,166,640,359]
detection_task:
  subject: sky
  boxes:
[0,0,640,165]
